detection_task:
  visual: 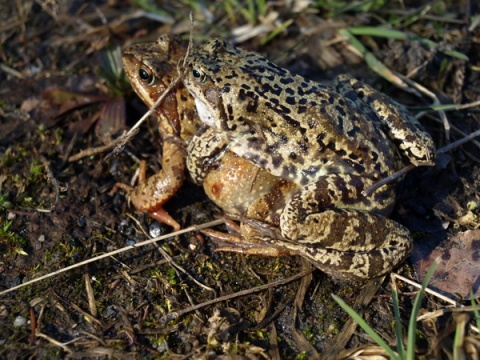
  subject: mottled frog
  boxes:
[183,38,436,279]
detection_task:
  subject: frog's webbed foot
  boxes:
[112,178,181,232]
[113,137,185,232]
[149,209,181,231]
[202,215,296,257]
[408,157,436,167]
[228,214,286,240]
[202,229,294,256]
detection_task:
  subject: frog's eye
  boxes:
[139,67,156,86]
[192,69,206,83]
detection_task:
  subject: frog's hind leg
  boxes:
[276,174,412,278]
[276,209,412,279]
[202,228,297,257]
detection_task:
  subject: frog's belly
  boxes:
[202,152,280,216]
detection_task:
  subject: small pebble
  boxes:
[13,316,27,327]
[125,239,136,246]
[103,305,117,318]
[77,216,86,228]
[149,222,164,238]
[118,219,134,236]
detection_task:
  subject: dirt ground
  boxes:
[1,1,480,359]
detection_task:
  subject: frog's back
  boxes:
[195,38,400,185]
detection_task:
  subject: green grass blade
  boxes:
[131,0,174,21]
[338,28,405,87]
[406,261,439,360]
[245,0,256,25]
[442,49,469,61]
[414,103,466,112]
[453,319,465,360]
[332,294,400,360]
[256,0,266,16]
[391,281,405,359]
[346,26,469,61]
[261,19,294,46]
[348,26,406,39]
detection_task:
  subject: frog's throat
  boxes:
[191,96,214,127]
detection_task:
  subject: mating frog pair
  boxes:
[119,34,435,279]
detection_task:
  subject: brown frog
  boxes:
[117,34,276,235]
[182,38,436,279]
[114,33,196,231]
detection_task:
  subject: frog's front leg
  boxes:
[275,174,412,279]
[113,134,186,231]
[186,127,230,185]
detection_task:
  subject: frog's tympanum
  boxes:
[182,38,436,279]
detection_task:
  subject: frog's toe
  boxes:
[202,227,296,256]
[410,158,436,167]
[111,182,134,196]
[149,208,181,232]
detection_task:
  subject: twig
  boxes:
[184,12,195,69]
[436,128,480,154]
[160,268,315,325]
[172,11,194,92]
[392,273,459,306]
[392,273,480,335]
[362,128,480,196]
[0,219,224,296]
[362,164,416,196]
[428,99,480,111]
[84,273,97,317]
[29,307,36,346]
[105,75,183,161]
[35,332,86,354]
[396,67,450,141]
[70,302,102,326]
[0,63,23,78]
[126,213,216,294]
[69,66,183,163]
[68,142,118,162]
[425,112,480,150]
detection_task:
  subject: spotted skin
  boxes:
[183,38,436,279]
